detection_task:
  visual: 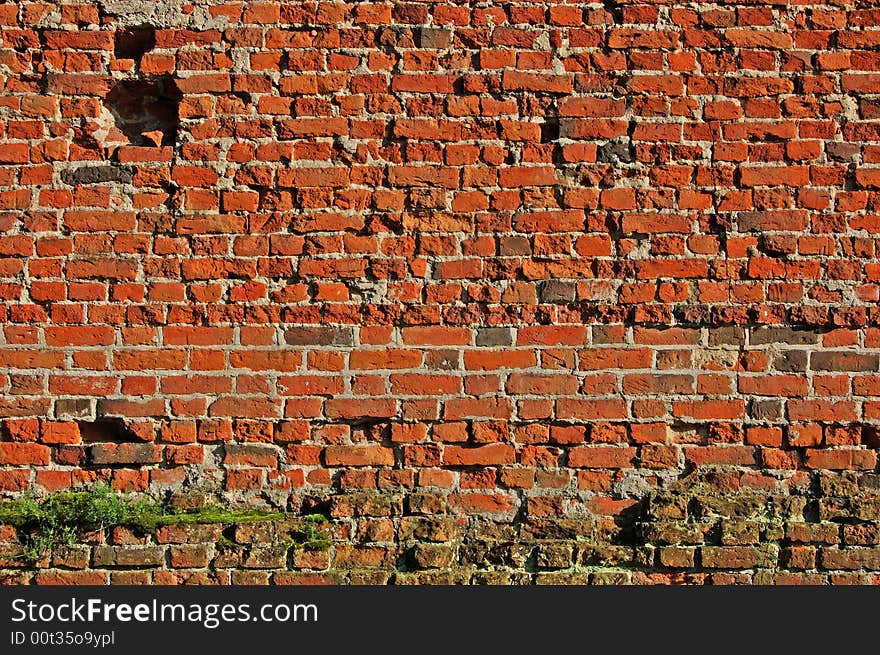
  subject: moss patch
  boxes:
[292,514,333,551]
[0,485,329,563]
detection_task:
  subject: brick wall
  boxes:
[2,1,880,584]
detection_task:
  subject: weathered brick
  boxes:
[89,444,162,465]
[325,446,395,467]
[750,328,820,345]
[284,327,355,347]
[475,328,513,347]
[700,546,778,569]
[820,548,880,571]
[92,546,165,568]
[811,352,879,372]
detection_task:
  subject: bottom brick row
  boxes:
[3,468,880,585]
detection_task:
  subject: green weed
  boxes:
[0,485,329,562]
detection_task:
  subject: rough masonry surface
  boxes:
[2,0,880,584]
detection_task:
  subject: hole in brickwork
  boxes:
[114,27,156,62]
[602,0,624,23]
[230,90,252,105]
[301,496,332,517]
[863,426,880,448]
[103,75,181,147]
[77,418,140,444]
[540,119,560,144]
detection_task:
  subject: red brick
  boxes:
[442,444,515,466]
[0,443,51,465]
[568,446,637,468]
[325,445,395,467]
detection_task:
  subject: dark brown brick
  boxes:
[811,351,879,372]
[284,327,354,346]
[89,443,162,465]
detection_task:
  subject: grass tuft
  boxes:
[0,485,329,562]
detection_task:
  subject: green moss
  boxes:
[146,506,285,528]
[0,485,329,563]
[216,535,242,550]
[293,514,332,551]
[0,485,149,561]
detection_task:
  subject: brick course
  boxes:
[2,0,880,583]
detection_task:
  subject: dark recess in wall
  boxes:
[114,26,156,62]
[77,418,142,444]
[104,75,182,147]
